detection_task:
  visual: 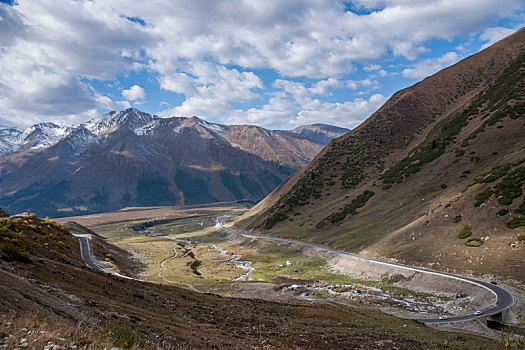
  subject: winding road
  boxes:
[73,234,133,279]
[74,234,108,271]
[216,213,515,324]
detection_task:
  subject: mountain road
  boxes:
[216,213,515,324]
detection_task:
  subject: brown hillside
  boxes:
[0,216,495,349]
[239,28,525,282]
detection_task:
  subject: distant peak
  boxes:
[85,108,157,136]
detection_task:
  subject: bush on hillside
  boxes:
[507,217,525,229]
[465,238,484,247]
[496,209,509,216]
[474,187,493,207]
[458,226,472,239]
[0,242,30,262]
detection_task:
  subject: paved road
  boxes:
[216,213,515,324]
[73,234,132,279]
[74,234,107,271]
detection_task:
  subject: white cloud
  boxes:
[0,0,154,126]
[480,26,520,49]
[227,93,388,129]
[158,61,263,118]
[227,77,388,128]
[122,85,146,101]
[0,0,523,127]
[346,79,380,90]
[402,51,460,79]
[364,64,381,72]
[272,78,343,103]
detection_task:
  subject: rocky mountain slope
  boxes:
[0,110,347,217]
[0,214,496,349]
[0,122,73,157]
[239,28,525,281]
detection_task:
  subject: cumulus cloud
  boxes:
[480,26,520,49]
[157,61,263,118]
[227,77,388,129]
[0,0,154,126]
[364,64,381,72]
[228,93,388,129]
[122,85,146,101]
[0,0,523,127]
[402,51,460,79]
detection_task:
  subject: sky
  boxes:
[0,0,523,130]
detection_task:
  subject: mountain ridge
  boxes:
[238,27,525,282]
[0,109,348,217]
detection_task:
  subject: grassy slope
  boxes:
[238,28,525,282]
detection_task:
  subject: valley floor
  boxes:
[57,204,524,344]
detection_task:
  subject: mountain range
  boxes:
[0,110,347,217]
[0,122,73,157]
[238,28,525,281]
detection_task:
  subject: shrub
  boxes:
[317,190,375,226]
[474,187,493,207]
[440,184,447,189]
[496,209,509,216]
[265,213,289,229]
[453,215,462,223]
[494,167,525,205]
[478,164,510,183]
[0,242,30,262]
[458,226,472,239]
[507,217,525,229]
[465,238,484,247]
[518,235,525,241]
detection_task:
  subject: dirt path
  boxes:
[156,246,201,293]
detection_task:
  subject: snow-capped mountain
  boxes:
[0,108,348,217]
[0,126,22,157]
[85,109,159,136]
[0,122,73,156]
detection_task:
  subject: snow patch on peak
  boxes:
[133,119,159,136]
[19,122,74,150]
[85,108,157,136]
[0,125,22,143]
[66,127,100,156]
[196,118,225,134]
[173,125,183,134]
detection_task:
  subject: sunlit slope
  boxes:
[239,28,525,281]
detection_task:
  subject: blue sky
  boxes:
[0,1,523,130]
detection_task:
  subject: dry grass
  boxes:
[0,312,141,349]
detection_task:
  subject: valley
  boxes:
[58,204,522,335]
[240,27,525,286]
[1,9,524,348]
[0,207,503,349]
